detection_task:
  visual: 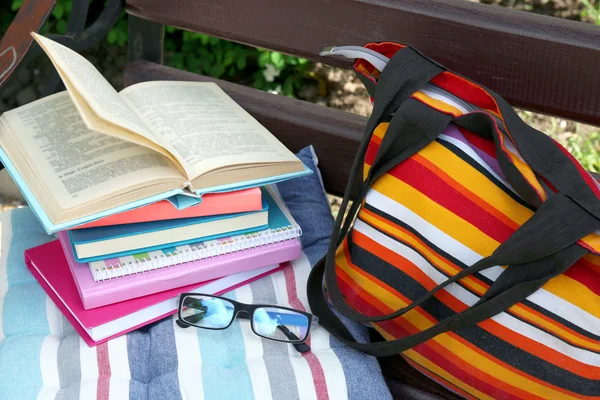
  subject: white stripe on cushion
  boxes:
[107,335,130,400]
[235,284,273,400]
[0,218,11,342]
[355,219,600,365]
[290,254,348,400]
[365,188,600,335]
[173,318,204,400]
[38,335,61,400]
[271,268,317,400]
[79,338,99,400]
[46,296,62,338]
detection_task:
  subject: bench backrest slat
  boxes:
[126,0,600,126]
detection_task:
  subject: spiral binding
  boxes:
[91,224,302,281]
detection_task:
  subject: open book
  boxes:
[0,33,308,233]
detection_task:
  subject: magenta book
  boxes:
[25,240,283,347]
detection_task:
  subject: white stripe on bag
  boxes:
[354,218,600,365]
[364,189,600,337]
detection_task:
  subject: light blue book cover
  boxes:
[0,145,311,234]
[69,196,270,263]
[88,186,303,280]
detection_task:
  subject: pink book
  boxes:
[57,231,301,309]
[72,187,262,229]
[25,240,283,347]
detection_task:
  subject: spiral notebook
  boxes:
[87,186,301,281]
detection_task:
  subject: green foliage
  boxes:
[163,28,311,97]
[8,0,72,35]
[581,0,600,25]
[561,131,600,172]
[4,0,311,97]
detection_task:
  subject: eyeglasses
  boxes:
[176,293,319,353]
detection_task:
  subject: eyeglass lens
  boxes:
[180,295,235,329]
[252,306,310,342]
[180,295,311,343]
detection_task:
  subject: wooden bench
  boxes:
[123,0,600,193]
[2,0,600,397]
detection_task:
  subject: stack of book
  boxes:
[1,34,310,346]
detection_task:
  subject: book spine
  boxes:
[91,224,302,281]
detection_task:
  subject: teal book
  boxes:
[0,34,311,234]
[87,185,302,282]
[69,194,271,263]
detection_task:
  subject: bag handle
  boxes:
[320,122,599,325]
[308,239,588,357]
[307,47,599,356]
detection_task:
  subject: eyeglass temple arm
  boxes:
[176,311,311,353]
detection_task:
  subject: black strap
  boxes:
[308,241,587,357]
[322,99,453,322]
[307,45,600,356]
[317,47,447,320]
[489,91,600,220]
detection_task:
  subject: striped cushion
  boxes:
[336,69,600,397]
[0,146,393,400]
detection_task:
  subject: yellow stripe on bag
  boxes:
[376,326,494,400]
[413,91,465,116]
[418,141,533,225]
[370,176,500,256]
[338,251,583,400]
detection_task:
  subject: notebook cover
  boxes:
[72,187,262,229]
[86,185,300,281]
[70,197,269,243]
[25,240,283,347]
[0,144,311,234]
[59,230,301,309]
[68,197,270,262]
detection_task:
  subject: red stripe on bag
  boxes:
[562,259,600,296]
[336,275,529,400]
[387,158,516,242]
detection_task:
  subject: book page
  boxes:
[1,92,183,210]
[31,33,167,152]
[121,81,299,179]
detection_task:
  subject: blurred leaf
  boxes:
[63,0,72,13]
[117,30,128,46]
[236,55,247,70]
[107,30,117,44]
[186,54,201,71]
[52,3,64,19]
[56,18,68,35]
[11,0,23,12]
[228,66,237,77]
[258,51,270,67]
[223,50,235,67]
[270,52,285,69]
[283,76,295,97]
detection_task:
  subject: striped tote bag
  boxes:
[308,42,600,399]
